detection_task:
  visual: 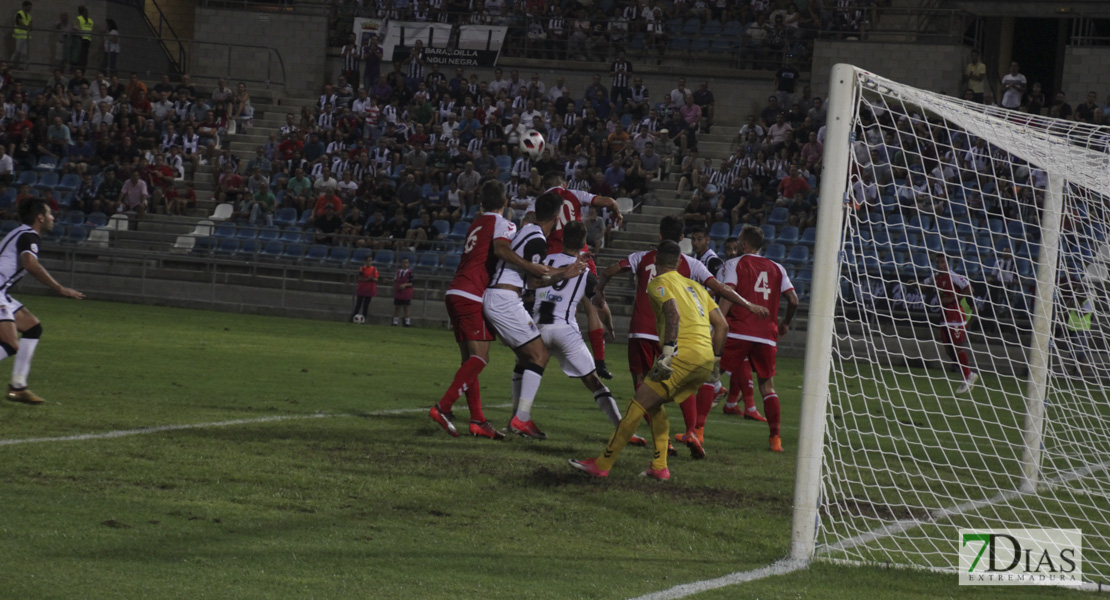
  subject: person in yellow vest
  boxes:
[11,1,32,71]
[74,5,92,69]
[1060,272,1095,378]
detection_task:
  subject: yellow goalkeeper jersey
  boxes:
[647,270,718,363]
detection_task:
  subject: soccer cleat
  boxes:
[509,416,547,440]
[595,360,613,380]
[469,420,506,440]
[722,402,743,415]
[640,465,671,481]
[667,441,677,457]
[769,435,783,452]
[428,404,459,437]
[712,386,728,408]
[744,407,768,422]
[686,434,706,460]
[674,427,705,446]
[956,372,979,394]
[7,386,44,405]
[628,434,649,447]
[569,458,609,478]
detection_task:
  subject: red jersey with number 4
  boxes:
[446,212,516,303]
[932,270,969,326]
[620,250,715,342]
[720,254,793,346]
[546,186,596,254]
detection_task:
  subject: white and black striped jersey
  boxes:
[533,251,595,329]
[0,225,40,295]
[610,60,632,88]
[696,247,724,280]
[489,223,546,290]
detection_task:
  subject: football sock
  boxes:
[957,351,972,379]
[511,364,524,417]
[647,404,670,471]
[392,317,399,326]
[12,324,41,389]
[597,400,645,471]
[588,328,605,360]
[727,370,743,404]
[464,379,484,422]
[593,386,621,426]
[439,356,487,413]
[739,359,756,411]
[679,394,697,436]
[515,362,544,422]
[763,393,781,438]
[695,383,714,429]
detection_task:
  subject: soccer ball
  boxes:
[352,314,366,324]
[520,129,546,159]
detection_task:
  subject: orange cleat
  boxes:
[468,420,506,440]
[769,435,783,452]
[744,407,768,422]
[428,404,459,437]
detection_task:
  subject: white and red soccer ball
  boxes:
[520,129,546,159]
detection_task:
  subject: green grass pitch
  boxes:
[0,297,1087,599]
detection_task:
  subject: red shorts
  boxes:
[627,337,661,374]
[445,294,494,343]
[940,324,967,347]
[722,337,777,380]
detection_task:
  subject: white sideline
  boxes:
[627,559,806,600]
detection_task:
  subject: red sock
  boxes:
[464,379,484,422]
[957,351,971,379]
[680,394,697,435]
[439,356,487,412]
[695,384,714,428]
[727,370,743,404]
[739,359,756,411]
[763,393,781,437]
[588,329,605,361]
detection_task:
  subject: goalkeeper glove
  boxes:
[707,356,721,385]
[648,343,677,382]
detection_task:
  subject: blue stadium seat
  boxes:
[760,224,775,241]
[799,227,817,247]
[794,282,809,302]
[785,245,810,265]
[690,37,710,54]
[274,207,298,228]
[297,209,313,227]
[397,251,418,266]
[236,225,259,240]
[465,205,479,220]
[776,225,799,245]
[447,221,470,240]
[33,156,58,172]
[214,238,239,256]
[0,188,15,210]
[682,18,701,35]
[64,210,85,226]
[63,225,87,244]
[260,241,285,259]
[303,245,328,262]
[326,246,350,265]
[56,173,80,192]
[432,220,451,237]
[33,172,58,191]
[374,249,394,268]
[766,207,788,227]
[258,225,281,242]
[417,253,439,271]
[442,253,461,273]
[943,237,961,256]
[282,243,304,261]
[702,19,722,36]
[14,171,36,187]
[495,155,512,173]
[708,221,730,241]
[87,212,107,228]
[349,247,373,265]
[669,37,690,52]
[795,269,812,284]
[764,244,786,262]
[213,223,237,239]
[935,218,955,237]
[237,239,259,258]
[192,236,213,255]
[280,226,303,243]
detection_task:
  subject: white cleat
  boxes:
[956,372,978,394]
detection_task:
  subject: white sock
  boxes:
[593,387,622,426]
[392,317,399,325]
[12,338,38,389]
[516,365,544,422]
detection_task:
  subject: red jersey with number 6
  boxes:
[720,253,793,346]
[619,250,715,342]
[546,186,596,254]
[445,212,516,304]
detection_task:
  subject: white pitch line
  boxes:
[627,559,806,600]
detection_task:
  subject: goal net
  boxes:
[791,64,1110,588]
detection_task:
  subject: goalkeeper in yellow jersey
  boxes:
[569,240,730,480]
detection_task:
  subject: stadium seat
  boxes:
[799,227,817,247]
[274,207,298,228]
[0,188,15,210]
[465,205,479,220]
[87,212,107,228]
[935,218,955,237]
[280,226,303,243]
[417,253,439,271]
[33,156,58,172]
[767,207,789,227]
[943,237,961,256]
[669,36,690,52]
[447,221,470,240]
[374,249,394,267]
[236,225,259,240]
[189,219,214,237]
[260,241,285,259]
[708,221,730,241]
[303,245,328,262]
[172,235,195,253]
[764,243,786,262]
[14,171,36,187]
[64,226,87,244]
[690,37,710,54]
[1007,220,1026,239]
[432,219,451,237]
[616,197,635,215]
[237,239,259,258]
[192,236,212,255]
[682,18,701,35]
[442,253,461,272]
[214,238,239,256]
[86,228,109,248]
[63,210,84,227]
[785,245,810,265]
[795,269,813,284]
[678,238,693,255]
[33,172,58,191]
[349,247,373,265]
[776,225,799,245]
[495,155,512,173]
[988,218,1004,235]
[258,225,281,242]
[281,243,304,261]
[702,19,722,36]
[794,282,809,302]
[56,173,80,192]
[398,251,418,266]
[209,203,234,222]
[760,224,775,241]
[108,214,128,231]
[326,246,350,265]
[213,223,237,239]
[297,209,313,227]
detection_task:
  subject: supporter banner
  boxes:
[352,18,385,47]
[457,25,508,53]
[392,46,501,68]
[379,21,453,62]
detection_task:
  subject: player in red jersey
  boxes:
[429,180,550,440]
[595,216,768,455]
[715,236,764,420]
[928,253,978,393]
[717,225,799,452]
[541,171,623,380]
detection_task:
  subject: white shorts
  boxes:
[0,294,24,322]
[483,288,540,349]
[539,324,595,378]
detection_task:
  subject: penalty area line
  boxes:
[627,559,806,600]
[0,404,492,447]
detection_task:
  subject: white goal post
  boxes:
[790,63,1110,588]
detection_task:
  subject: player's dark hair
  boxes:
[659,215,684,242]
[533,191,563,223]
[19,199,48,226]
[657,240,681,269]
[738,224,765,251]
[541,170,565,190]
[479,179,507,212]
[688,225,707,237]
[725,237,738,245]
[562,220,587,250]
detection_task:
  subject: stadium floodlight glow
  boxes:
[790,63,1110,590]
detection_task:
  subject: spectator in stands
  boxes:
[1024,82,1046,116]
[682,190,712,232]
[118,169,149,217]
[1000,62,1026,110]
[1076,91,1102,124]
[313,202,344,246]
[314,186,343,219]
[775,60,800,111]
[963,49,986,103]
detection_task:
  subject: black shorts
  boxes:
[394,298,411,306]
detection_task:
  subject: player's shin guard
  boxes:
[515,362,544,422]
[594,387,622,426]
[597,400,646,471]
[12,323,41,389]
[440,356,487,413]
[679,394,697,436]
[647,405,670,471]
[695,383,714,429]
[588,329,606,361]
[763,393,781,437]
